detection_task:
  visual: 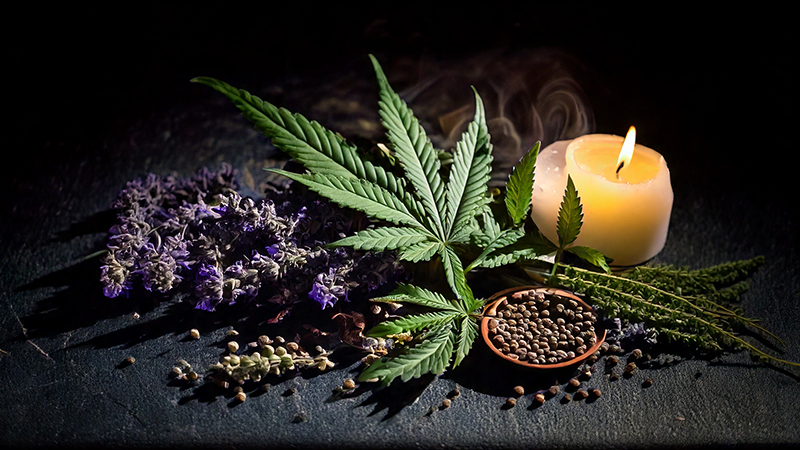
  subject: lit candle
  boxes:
[530,127,673,266]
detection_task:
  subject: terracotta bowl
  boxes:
[480,286,606,369]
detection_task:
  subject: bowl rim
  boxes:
[480,285,606,369]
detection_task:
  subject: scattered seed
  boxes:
[448,387,461,399]
[624,362,637,374]
[124,356,135,365]
[568,378,581,388]
[513,385,525,396]
[292,413,307,423]
[504,398,516,408]
[591,389,602,397]
[548,385,561,396]
[228,329,239,336]
[561,394,572,404]
[189,329,200,339]
[235,391,247,402]
[606,355,618,366]
[132,312,140,320]
[187,371,198,381]
[642,378,653,388]
[631,348,643,359]
[343,379,356,390]
[441,398,452,409]
[534,393,546,404]
[575,389,588,399]
[227,341,240,353]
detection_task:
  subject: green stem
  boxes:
[549,249,562,281]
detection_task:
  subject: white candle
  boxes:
[530,128,673,266]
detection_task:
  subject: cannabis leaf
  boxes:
[556,176,582,249]
[195,55,497,385]
[543,175,611,275]
[194,55,493,302]
[357,283,480,386]
[504,141,539,227]
[359,324,455,385]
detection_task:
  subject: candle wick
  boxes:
[615,161,625,179]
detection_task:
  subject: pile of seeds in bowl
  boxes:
[487,289,598,365]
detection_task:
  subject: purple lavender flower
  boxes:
[100,253,132,298]
[310,267,348,309]
[195,263,224,311]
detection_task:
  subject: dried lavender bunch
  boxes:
[100,164,238,298]
[100,164,403,311]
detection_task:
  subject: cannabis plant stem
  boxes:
[549,250,562,280]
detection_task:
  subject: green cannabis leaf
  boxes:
[556,175,582,249]
[201,54,491,302]
[504,141,539,227]
[546,175,611,274]
[358,283,481,386]
[194,54,496,385]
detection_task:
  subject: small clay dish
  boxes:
[481,286,606,368]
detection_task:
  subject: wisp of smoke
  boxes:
[397,49,595,185]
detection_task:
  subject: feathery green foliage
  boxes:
[552,260,799,367]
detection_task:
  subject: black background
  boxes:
[3,4,798,449]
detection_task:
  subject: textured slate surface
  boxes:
[3,5,798,449]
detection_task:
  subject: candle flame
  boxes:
[616,126,636,175]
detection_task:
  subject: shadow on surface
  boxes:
[357,373,437,421]
[14,255,163,341]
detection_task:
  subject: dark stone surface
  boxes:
[3,5,798,449]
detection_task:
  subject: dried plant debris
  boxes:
[208,335,334,384]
